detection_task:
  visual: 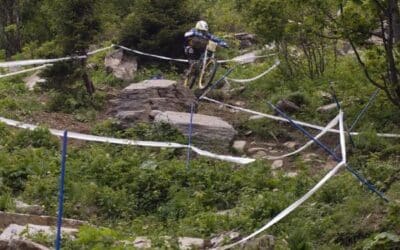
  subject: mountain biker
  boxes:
[183,20,228,61]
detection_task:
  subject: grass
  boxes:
[0,43,399,249]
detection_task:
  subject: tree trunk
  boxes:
[0,0,21,58]
[390,0,400,44]
[385,0,400,101]
[81,58,95,95]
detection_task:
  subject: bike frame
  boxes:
[197,41,217,88]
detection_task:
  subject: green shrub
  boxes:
[8,127,59,150]
[244,117,293,141]
[64,225,129,250]
[119,0,199,61]
[354,127,389,153]
[92,119,123,137]
[287,228,313,250]
[46,89,106,113]
[0,192,14,211]
[124,122,186,143]
[362,232,400,250]
[286,91,310,107]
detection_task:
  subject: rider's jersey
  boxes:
[184,28,227,50]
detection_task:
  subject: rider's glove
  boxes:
[185,46,194,55]
[220,41,229,48]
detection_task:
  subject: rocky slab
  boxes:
[154,111,237,150]
[110,79,196,126]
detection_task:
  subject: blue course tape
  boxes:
[186,103,195,169]
[349,88,380,132]
[329,82,355,148]
[55,131,68,250]
[198,66,236,100]
[329,88,387,202]
[268,102,389,202]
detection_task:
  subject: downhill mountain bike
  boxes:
[184,40,220,90]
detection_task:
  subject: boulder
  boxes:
[302,153,319,163]
[154,111,237,150]
[216,209,235,216]
[178,237,204,250]
[210,231,240,247]
[283,141,298,150]
[285,172,298,178]
[14,200,44,215]
[0,238,49,250]
[110,79,196,126]
[337,41,353,55]
[271,160,283,169]
[133,237,152,249]
[23,72,46,91]
[233,101,246,107]
[234,33,257,49]
[247,147,268,154]
[0,212,85,229]
[317,102,340,113]
[318,91,333,104]
[232,140,247,154]
[104,49,138,81]
[247,147,269,159]
[276,99,300,113]
[0,224,77,241]
[245,235,275,250]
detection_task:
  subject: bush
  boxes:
[46,89,106,113]
[244,117,293,141]
[287,228,313,250]
[362,232,400,250]
[119,0,199,61]
[8,127,59,150]
[0,192,14,211]
[125,122,186,143]
[354,127,388,153]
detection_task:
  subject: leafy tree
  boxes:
[41,0,100,95]
[299,0,400,107]
[240,0,336,79]
[119,0,199,60]
[0,0,22,58]
[338,0,400,107]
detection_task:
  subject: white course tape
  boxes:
[0,64,51,79]
[117,45,189,63]
[217,54,276,64]
[339,111,347,162]
[265,114,340,160]
[201,97,400,138]
[0,56,84,68]
[0,43,271,68]
[217,111,347,250]
[0,45,114,68]
[0,116,255,165]
[218,162,346,249]
[87,45,115,55]
[117,44,275,64]
[226,60,280,83]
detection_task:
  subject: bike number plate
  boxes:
[207,41,217,52]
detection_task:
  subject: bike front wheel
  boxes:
[198,58,218,90]
[184,63,198,89]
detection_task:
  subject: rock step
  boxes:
[154,111,237,150]
[110,79,196,124]
[0,212,85,229]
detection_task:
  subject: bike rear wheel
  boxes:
[198,58,218,90]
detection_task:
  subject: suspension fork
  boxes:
[198,50,209,86]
